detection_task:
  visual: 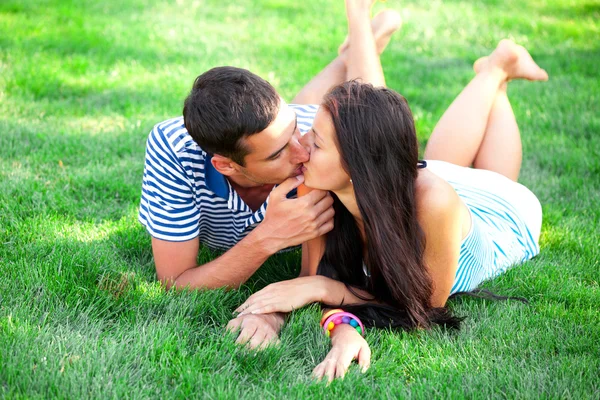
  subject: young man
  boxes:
[138,1,401,349]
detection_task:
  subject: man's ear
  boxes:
[211,154,241,176]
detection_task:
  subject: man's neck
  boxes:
[228,175,275,212]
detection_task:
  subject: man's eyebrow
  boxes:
[265,116,297,161]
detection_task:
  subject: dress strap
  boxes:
[417,160,427,169]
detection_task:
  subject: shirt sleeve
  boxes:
[138,124,200,242]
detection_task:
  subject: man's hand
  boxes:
[226,313,285,350]
[254,175,334,254]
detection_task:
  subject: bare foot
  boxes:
[476,40,549,81]
[345,0,378,15]
[338,9,402,56]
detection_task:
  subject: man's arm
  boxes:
[154,176,334,290]
[153,228,271,290]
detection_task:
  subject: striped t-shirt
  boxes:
[138,104,319,249]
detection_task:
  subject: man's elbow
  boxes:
[156,272,178,291]
[156,267,190,291]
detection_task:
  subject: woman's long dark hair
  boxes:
[318,81,463,330]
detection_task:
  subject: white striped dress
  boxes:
[425,160,542,294]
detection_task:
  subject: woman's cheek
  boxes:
[312,154,329,188]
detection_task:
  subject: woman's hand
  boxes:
[234,276,329,316]
[313,324,371,382]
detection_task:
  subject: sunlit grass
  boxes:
[1,0,599,398]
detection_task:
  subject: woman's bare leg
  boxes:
[290,58,347,105]
[473,83,522,180]
[424,40,548,180]
[344,0,387,87]
[291,8,401,104]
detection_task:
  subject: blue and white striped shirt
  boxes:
[138,104,319,250]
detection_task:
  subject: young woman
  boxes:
[234,37,548,380]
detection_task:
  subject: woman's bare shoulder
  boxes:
[415,170,461,219]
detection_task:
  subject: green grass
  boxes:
[1,0,599,398]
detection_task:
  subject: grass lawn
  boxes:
[1,0,599,398]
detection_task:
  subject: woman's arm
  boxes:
[235,184,376,315]
[298,183,375,305]
[234,275,373,316]
[417,180,463,307]
[299,184,326,277]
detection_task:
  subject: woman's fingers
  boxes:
[249,304,278,315]
[237,297,279,316]
[334,345,357,380]
[234,278,308,314]
[313,341,368,382]
[335,360,349,380]
[358,343,371,373]
[235,293,273,314]
[313,348,350,383]
[312,354,336,382]
[323,358,338,383]
[234,293,261,313]
[234,285,276,313]
[312,362,325,380]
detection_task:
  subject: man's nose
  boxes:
[291,135,310,163]
[299,132,311,153]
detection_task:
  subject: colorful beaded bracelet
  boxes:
[321,311,365,337]
[319,309,344,327]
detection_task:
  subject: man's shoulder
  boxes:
[148,116,205,157]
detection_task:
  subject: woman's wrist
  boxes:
[315,276,341,304]
[330,323,360,344]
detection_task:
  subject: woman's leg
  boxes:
[423,69,505,168]
[291,8,401,104]
[290,58,347,105]
[473,83,522,180]
[424,40,548,180]
[344,0,387,87]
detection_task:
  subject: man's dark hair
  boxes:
[183,66,280,166]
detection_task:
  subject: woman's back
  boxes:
[421,160,542,294]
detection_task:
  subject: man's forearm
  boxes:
[171,227,277,290]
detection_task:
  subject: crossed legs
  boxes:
[424,40,548,181]
[291,1,399,104]
[291,7,549,183]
